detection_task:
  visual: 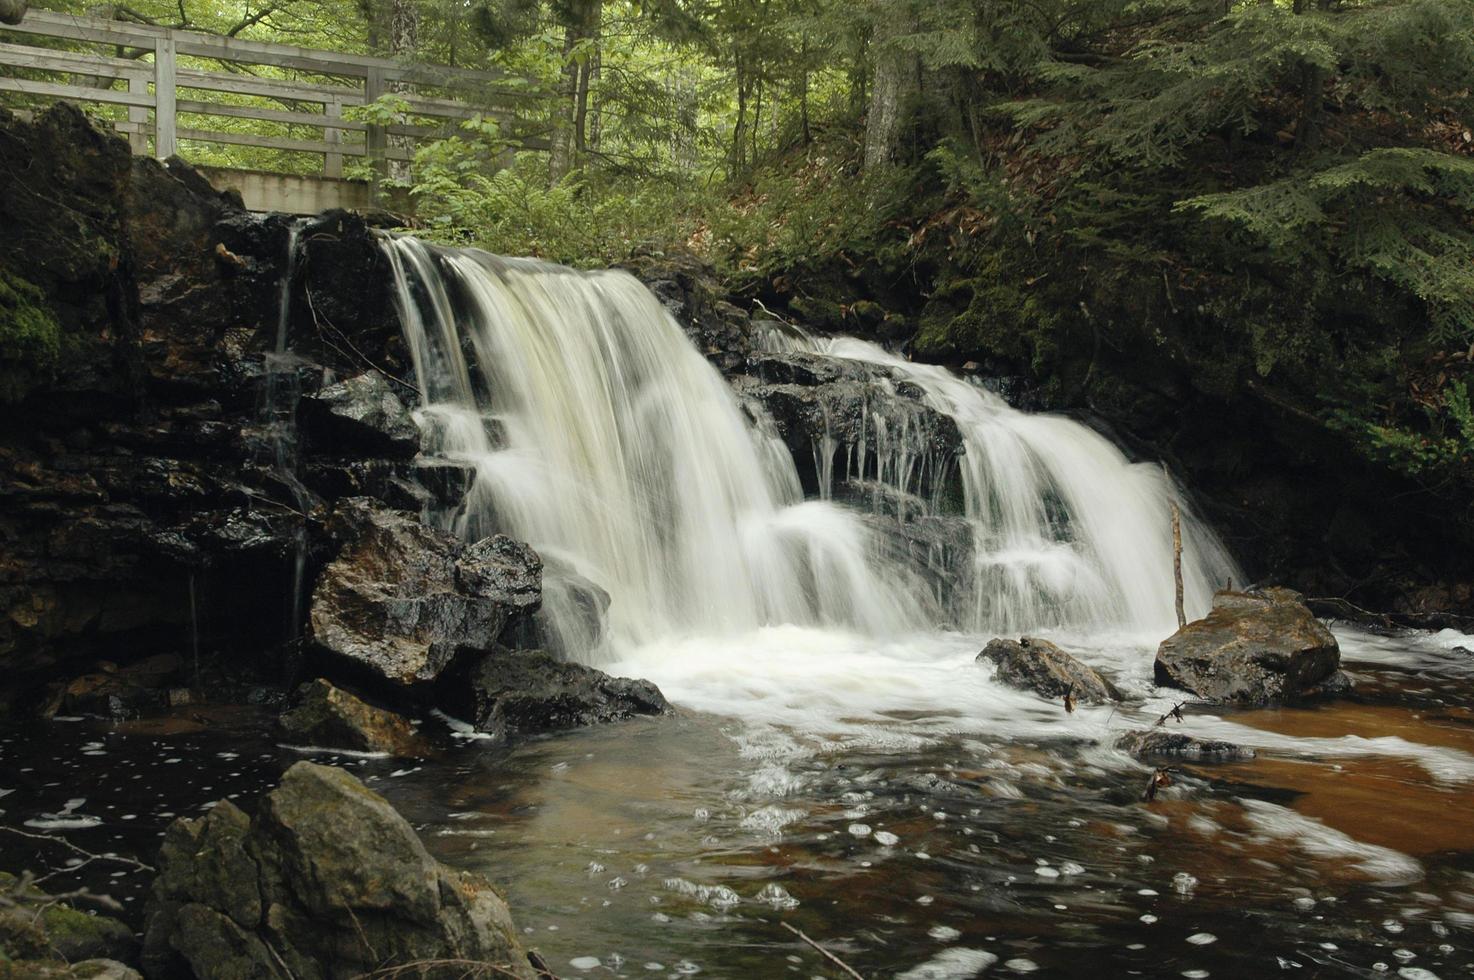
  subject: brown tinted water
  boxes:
[2,629,1473,979]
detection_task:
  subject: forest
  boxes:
[7,0,1473,597]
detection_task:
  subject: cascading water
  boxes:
[757,333,1240,635]
[384,238,928,656]
[382,236,1238,665]
[261,218,313,643]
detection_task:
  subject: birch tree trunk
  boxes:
[387,0,419,182]
[863,4,919,171]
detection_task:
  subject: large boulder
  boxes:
[978,636,1122,704]
[1154,588,1345,704]
[308,498,541,688]
[300,371,421,459]
[437,648,669,740]
[277,678,428,756]
[142,761,539,980]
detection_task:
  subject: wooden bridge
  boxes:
[0,8,543,213]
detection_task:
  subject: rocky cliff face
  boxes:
[0,105,476,712]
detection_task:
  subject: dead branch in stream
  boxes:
[1142,768,1174,802]
[781,921,866,980]
[1164,463,1185,628]
[0,825,155,882]
[355,960,533,979]
[1154,702,1186,726]
[0,869,126,915]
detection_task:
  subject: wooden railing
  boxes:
[0,8,542,181]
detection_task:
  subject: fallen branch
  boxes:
[1153,702,1186,727]
[781,921,865,980]
[0,826,155,882]
[0,869,126,916]
[354,960,530,979]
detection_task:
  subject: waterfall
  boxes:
[382,237,1238,661]
[384,239,929,656]
[759,334,1240,634]
[261,218,312,642]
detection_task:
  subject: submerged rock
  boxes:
[142,760,539,979]
[437,648,669,740]
[978,637,1122,704]
[277,678,427,756]
[308,498,542,688]
[1115,729,1256,762]
[1154,588,1344,704]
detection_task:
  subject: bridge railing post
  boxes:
[153,35,177,159]
[126,73,149,154]
[364,67,388,191]
[324,96,343,178]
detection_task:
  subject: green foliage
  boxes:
[0,267,62,367]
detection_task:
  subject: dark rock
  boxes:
[277,678,428,756]
[308,498,542,688]
[1154,588,1342,704]
[45,653,183,720]
[1115,729,1256,762]
[301,372,420,459]
[978,637,1122,704]
[143,760,538,979]
[437,648,669,739]
[535,556,612,656]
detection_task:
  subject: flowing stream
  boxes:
[381,238,1237,658]
[2,242,1470,979]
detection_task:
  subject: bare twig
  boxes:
[780,921,865,980]
[0,826,155,879]
[301,273,419,397]
[353,960,530,979]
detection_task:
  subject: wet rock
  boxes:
[277,677,427,756]
[1154,588,1342,704]
[301,371,420,459]
[44,653,183,720]
[1115,729,1256,762]
[978,637,1122,704]
[308,498,542,688]
[143,760,538,979]
[535,556,612,655]
[437,648,669,740]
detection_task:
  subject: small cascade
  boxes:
[382,236,1238,660]
[754,329,1239,633]
[187,571,201,686]
[260,218,314,643]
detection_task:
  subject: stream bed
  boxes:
[2,625,1472,979]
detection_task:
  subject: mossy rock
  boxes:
[0,265,63,402]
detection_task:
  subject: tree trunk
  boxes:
[550,0,600,180]
[730,52,749,180]
[0,1,27,26]
[863,4,919,171]
[386,0,419,182]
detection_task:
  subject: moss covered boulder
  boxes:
[142,761,539,979]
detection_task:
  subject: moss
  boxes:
[0,267,63,401]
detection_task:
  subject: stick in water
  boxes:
[1165,463,1185,628]
[780,922,866,980]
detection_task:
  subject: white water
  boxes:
[384,237,1237,666]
